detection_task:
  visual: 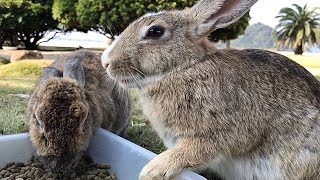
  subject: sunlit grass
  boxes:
[0,79,36,95]
[285,55,320,69]
[0,60,53,79]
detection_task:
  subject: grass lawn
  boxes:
[0,79,35,135]
[285,55,320,69]
[0,79,36,94]
[0,95,29,135]
[0,60,53,79]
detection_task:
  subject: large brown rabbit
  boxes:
[101,0,320,180]
[27,50,131,173]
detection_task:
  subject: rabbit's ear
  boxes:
[79,106,89,131]
[42,67,62,81]
[35,106,46,133]
[63,58,85,88]
[188,0,257,38]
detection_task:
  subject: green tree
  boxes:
[52,0,197,35]
[209,11,251,48]
[52,0,82,31]
[0,0,59,50]
[52,0,251,44]
[273,4,320,54]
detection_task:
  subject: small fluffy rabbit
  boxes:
[101,0,320,180]
[27,50,131,173]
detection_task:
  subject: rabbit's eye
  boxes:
[145,26,164,39]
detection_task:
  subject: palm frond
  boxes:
[274,3,320,50]
[315,28,320,44]
[305,21,311,37]
[292,4,303,15]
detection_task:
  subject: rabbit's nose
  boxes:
[102,62,109,69]
[101,48,110,69]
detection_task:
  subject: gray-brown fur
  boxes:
[101,0,320,179]
[27,50,131,173]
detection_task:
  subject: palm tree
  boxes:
[273,4,320,54]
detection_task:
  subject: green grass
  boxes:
[126,125,166,154]
[0,79,35,135]
[0,79,36,95]
[0,60,53,79]
[130,89,147,125]
[0,95,29,135]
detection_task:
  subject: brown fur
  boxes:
[28,50,131,173]
[101,0,320,180]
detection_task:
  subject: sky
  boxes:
[250,0,320,28]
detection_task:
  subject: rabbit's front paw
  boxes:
[139,153,181,180]
[139,163,174,180]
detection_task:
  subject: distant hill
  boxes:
[231,23,275,49]
[215,23,275,49]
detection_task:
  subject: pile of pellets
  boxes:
[0,155,116,180]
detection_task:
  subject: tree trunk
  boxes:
[226,40,231,48]
[294,44,303,55]
[19,33,43,50]
[0,32,5,49]
[23,39,38,50]
[294,39,303,55]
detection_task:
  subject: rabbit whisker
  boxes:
[116,74,125,101]
[128,69,145,92]
[102,72,117,94]
[129,66,147,78]
[121,85,130,112]
[129,66,149,86]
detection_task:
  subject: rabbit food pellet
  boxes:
[0,155,116,180]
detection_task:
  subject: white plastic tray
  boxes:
[0,128,206,180]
